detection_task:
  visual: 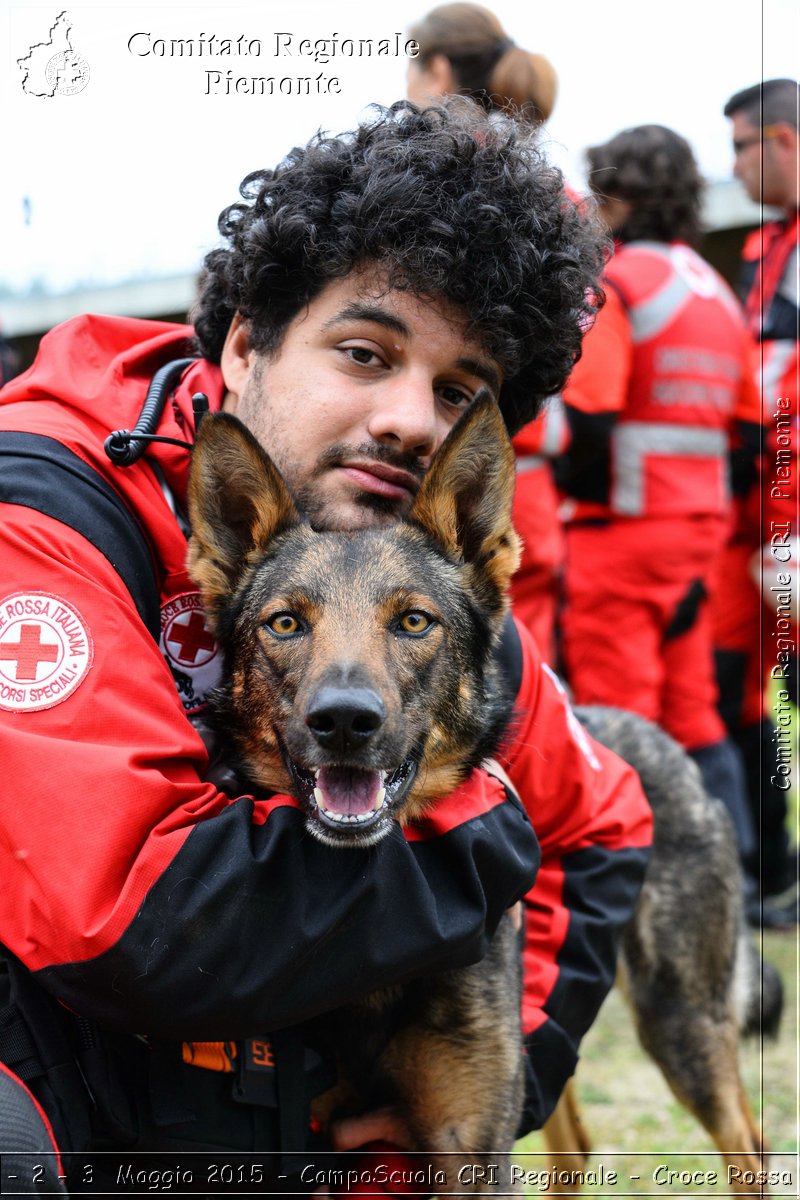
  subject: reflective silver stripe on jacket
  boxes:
[610,421,729,515]
[516,454,546,473]
[628,269,692,343]
[515,396,567,474]
[621,243,737,344]
[538,395,568,456]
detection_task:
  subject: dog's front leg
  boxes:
[379,920,524,1195]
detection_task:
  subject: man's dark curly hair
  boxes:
[192,99,607,435]
[586,124,704,246]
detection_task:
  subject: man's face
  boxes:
[221,271,502,531]
[730,111,783,206]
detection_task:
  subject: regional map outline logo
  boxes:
[17,11,90,98]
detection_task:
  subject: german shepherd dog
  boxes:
[186,397,781,1193]
[187,395,527,1191]
[543,707,783,1194]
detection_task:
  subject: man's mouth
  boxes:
[284,756,418,838]
[339,461,420,502]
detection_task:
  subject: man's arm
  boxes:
[501,620,653,1131]
[0,505,539,1038]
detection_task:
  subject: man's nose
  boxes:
[366,376,440,458]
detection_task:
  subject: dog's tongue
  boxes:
[315,767,383,815]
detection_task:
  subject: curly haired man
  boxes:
[0,101,651,1194]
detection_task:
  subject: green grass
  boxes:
[510,697,799,1196]
[514,929,798,1195]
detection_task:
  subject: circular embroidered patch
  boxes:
[160,591,221,714]
[0,592,94,712]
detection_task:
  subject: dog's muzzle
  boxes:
[285,754,418,844]
[280,685,420,844]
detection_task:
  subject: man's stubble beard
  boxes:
[295,479,409,532]
[238,368,419,533]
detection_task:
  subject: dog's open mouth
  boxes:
[285,756,418,837]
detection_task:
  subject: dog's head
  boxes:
[187,395,520,846]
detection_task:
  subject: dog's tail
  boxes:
[733,925,784,1039]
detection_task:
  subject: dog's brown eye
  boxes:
[265,612,303,638]
[396,610,435,636]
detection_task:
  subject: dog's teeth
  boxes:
[314,802,379,826]
[313,787,324,806]
[373,787,386,810]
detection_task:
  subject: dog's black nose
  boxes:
[305,687,385,752]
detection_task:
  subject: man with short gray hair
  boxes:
[712,80,799,917]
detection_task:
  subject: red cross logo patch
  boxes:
[0,593,93,712]
[160,591,221,714]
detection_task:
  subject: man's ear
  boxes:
[219,312,253,410]
[408,393,521,604]
[186,412,299,625]
[772,121,799,161]
[424,53,457,96]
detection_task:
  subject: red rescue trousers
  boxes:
[561,516,728,750]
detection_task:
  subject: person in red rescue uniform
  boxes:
[555,124,761,899]
[0,101,652,1194]
[510,400,571,661]
[405,2,566,662]
[711,79,799,916]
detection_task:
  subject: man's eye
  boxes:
[437,385,474,409]
[395,610,437,637]
[264,612,304,638]
[342,345,382,366]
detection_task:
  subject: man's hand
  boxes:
[312,1109,413,1198]
[328,1106,412,1151]
[507,901,523,932]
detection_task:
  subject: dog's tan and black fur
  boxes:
[187,396,527,1189]
[187,397,782,1193]
[544,706,783,1193]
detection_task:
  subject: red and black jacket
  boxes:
[0,316,652,1140]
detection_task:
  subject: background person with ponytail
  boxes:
[406,2,557,122]
[406,2,567,663]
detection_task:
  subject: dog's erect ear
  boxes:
[409,393,521,597]
[187,412,299,620]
